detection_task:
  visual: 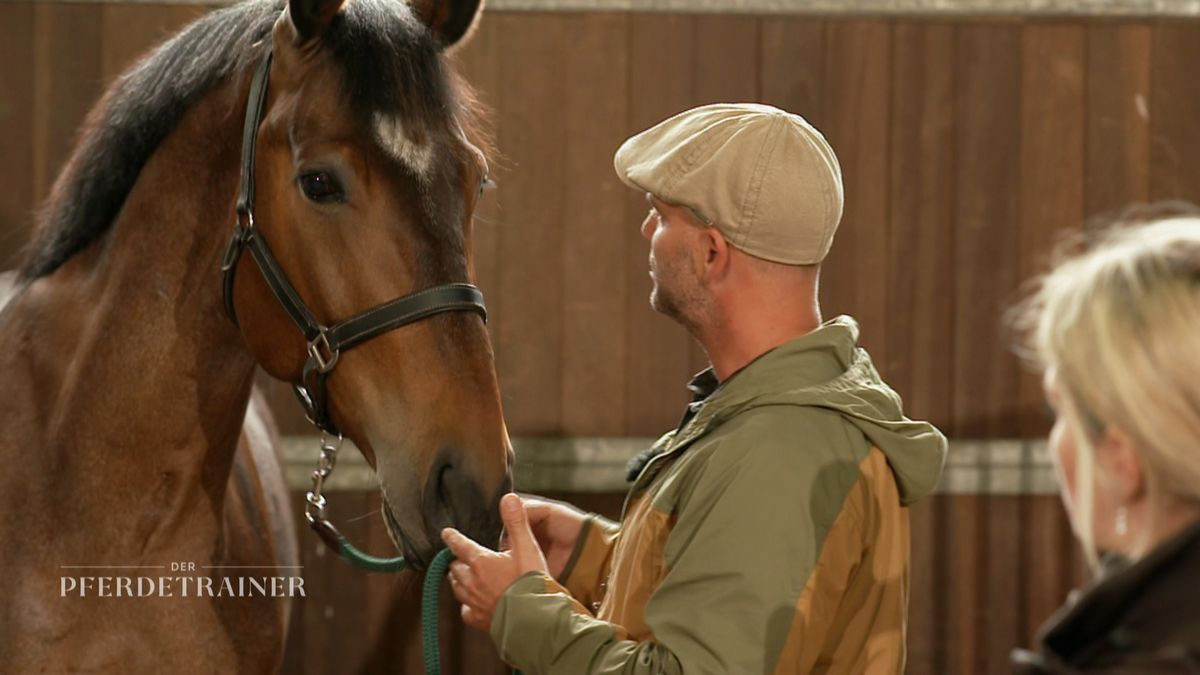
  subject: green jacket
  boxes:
[492,316,947,674]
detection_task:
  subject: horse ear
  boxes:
[411,0,483,49]
[284,0,346,45]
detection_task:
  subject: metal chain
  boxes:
[304,431,342,524]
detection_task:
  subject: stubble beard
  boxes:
[649,256,706,336]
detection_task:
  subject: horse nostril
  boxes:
[422,446,504,550]
[425,453,457,526]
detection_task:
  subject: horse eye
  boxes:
[479,176,497,196]
[298,171,344,203]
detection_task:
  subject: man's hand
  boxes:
[443,493,549,632]
[519,497,589,579]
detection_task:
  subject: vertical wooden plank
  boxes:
[687,15,759,375]
[952,24,1021,440]
[949,494,987,674]
[952,26,1022,672]
[1149,23,1200,205]
[693,16,758,104]
[887,22,955,432]
[322,493,373,670]
[32,2,104,206]
[0,2,36,270]
[907,497,939,675]
[1018,25,1084,435]
[494,14,567,435]
[985,495,1025,673]
[760,17,825,128]
[821,20,891,371]
[889,21,955,672]
[626,14,695,436]
[561,13,630,436]
[1086,24,1151,219]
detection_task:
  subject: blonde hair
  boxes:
[1012,204,1200,566]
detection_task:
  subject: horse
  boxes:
[0,0,512,670]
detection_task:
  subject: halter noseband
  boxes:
[220,49,488,438]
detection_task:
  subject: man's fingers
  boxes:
[522,498,551,525]
[447,570,469,604]
[461,605,489,632]
[441,527,484,562]
[500,493,542,560]
[449,560,472,584]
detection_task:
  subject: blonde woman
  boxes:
[1011,206,1200,674]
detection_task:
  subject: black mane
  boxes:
[19,0,463,280]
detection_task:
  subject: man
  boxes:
[443,103,947,674]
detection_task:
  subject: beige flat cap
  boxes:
[614,103,843,265]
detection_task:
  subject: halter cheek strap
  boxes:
[220,48,487,437]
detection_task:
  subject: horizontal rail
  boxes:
[283,436,1059,495]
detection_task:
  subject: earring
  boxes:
[1116,506,1129,537]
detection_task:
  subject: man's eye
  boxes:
[298,171,345,203]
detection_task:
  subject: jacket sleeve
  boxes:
[491,414,863,675]
[557,515,620,609]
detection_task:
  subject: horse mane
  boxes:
[19,0,489,281]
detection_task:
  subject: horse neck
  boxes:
[6,75,259,551]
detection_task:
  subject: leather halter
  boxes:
[220,49,488,436]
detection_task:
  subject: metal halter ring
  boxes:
[308,330,340,373]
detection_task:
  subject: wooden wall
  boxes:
[3,4,1198,673]
[4,5,1200,441]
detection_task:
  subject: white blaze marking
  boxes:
[373,112,434,178]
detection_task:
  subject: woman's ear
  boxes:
[1096,426,1145,504]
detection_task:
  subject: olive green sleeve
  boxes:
[491,572,683,675]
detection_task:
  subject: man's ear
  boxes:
[701,226,731,283]
[411,0,484,49]
[1096,426,1145,504]
[280,0,346,46]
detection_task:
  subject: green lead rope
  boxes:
[421,549,523,675]
[331,541,452,674]
[336,535,409,573]
[332,540,519,675]
[422,548,456,675]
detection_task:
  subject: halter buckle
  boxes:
[308,330,340,373]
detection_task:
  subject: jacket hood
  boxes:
[702,315,947,504]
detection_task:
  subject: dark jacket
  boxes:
[1012,520,1200,674]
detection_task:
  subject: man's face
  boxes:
[640,194,708,331]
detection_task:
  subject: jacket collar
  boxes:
[1038,518,1200,665]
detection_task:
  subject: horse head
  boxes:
[226,0,511,568]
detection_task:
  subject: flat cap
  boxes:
[614,103,843,265]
